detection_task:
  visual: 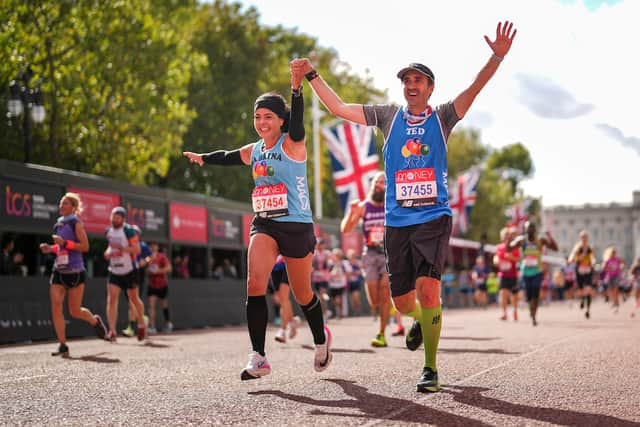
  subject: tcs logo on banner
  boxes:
[5,185,32,217]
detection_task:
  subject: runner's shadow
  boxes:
[443,385,639,426]
[300,345,375,354]
[250,378,489,426]
[438,348,520,355]
[441,336,501,341]
[144,341,170,348]
[70,353,120,364]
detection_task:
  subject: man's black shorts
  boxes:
[108,270,138,290]
[499,276,518,293]
[148,286,168,299]
[250,217,316,258]
[385,215,452,298]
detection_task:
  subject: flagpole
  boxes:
[313,91,322,219]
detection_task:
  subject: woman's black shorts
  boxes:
[250,216,316,259]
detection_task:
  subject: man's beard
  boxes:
[371,190,385,203]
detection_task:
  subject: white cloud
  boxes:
[239,0,640,206]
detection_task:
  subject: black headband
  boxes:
[254,96,286,119]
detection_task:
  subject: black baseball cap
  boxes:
[396,63,435,82]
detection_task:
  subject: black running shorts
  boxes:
[50,270,86,289]
[576,273,592,289]
[499,276,518,293]
[250,216,316,259]
[270,268,289,291]
[147,286,168,299]
[108,270,138,290]
[384,215,452,298]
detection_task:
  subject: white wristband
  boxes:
[491,53,504,62]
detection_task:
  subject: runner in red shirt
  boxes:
[147,242,173,333]
[494,227,521,321]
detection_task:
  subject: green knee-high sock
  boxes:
[420,305,442,371]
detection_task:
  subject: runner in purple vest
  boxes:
[341,171,396,347]
[39,192,107,357]
[292,21,517,392]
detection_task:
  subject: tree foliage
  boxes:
[0,0,204,183]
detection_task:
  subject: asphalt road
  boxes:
[2,299,639,426]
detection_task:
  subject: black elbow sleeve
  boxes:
[202,149,243,166]
[289,89,305,142]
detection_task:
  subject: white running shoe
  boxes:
[147,326,157,335]
[275,328,286,343]
[164,322,174,333]
[314,325,332,372]
[288,316,301,339]
[241,351,271,380]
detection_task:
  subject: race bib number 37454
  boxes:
[252,183,289,218]
[395,168,437,208]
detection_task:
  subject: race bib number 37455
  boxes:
[395,168,437,208]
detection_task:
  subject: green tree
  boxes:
[0,0,203,184]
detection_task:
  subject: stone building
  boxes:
[542,191,640,266]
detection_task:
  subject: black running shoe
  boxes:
[51,343,69,357]
[93,315,107,339]
[405,320,422,351]
[416,367,440,393]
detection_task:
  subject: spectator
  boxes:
[178,255,190,279]
[222,258,238,278]
[11,252,27,276]
[1,236,15,275]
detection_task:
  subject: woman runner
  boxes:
[39,193,107,357]
[183,69,331,380]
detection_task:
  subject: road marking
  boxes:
[361,331,588,427]
[1,374,49,384]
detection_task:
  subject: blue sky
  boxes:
[237,0,639,207]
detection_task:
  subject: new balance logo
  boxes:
[432,315,441,325]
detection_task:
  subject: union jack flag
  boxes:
[322,121,379,213]
[505,198,532,232]
[448,167,480,236]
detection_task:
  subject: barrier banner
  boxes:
[122,196,167,241]
[209,209,242,248]
[169,202,207,243]
[0,178,64,232]
[66,187,120,235]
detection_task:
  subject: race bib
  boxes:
[395,168,437,208]
[367,225,384,246]
[109,249,125,268]
[524,255,538,267]
[56,251,69,268]
[499,261,512,272]
[578,265,591,275]
[148,263,159,274]
[252,183,289,218]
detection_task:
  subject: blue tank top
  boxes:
[383,107,451,227]
[250,134,312,223]
[53,215,85,272]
